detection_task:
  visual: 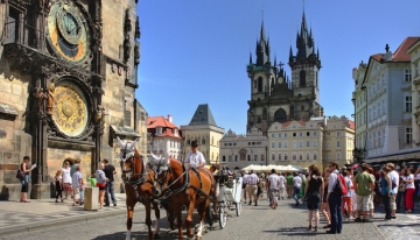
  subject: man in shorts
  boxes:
[354,163,375,222]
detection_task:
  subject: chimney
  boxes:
[168,114,173,123]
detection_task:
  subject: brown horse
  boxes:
[117,137,161,240]
[150,156,217,240]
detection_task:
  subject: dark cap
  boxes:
[191,140,198,147]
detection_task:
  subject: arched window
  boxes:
[284,153,288,160]
[292,153,296,160]
[278,153,282,161]
[306,152,310,160]
[257,116,262,123]
[202,137,206,145]
[258,77,263,92]
[313,152,317,160]
[274,108,287,123]
[299,153,303,161]
[300,70,306,87]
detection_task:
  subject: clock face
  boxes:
[47,0,91,64]
[52,81,89,137]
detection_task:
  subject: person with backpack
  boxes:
[341,170,353,220]
[354,163,375,222]
[326,162,343,234]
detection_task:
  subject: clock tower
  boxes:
[0,0,147,199]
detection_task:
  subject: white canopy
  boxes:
[242,164,302,172]
[242,164,265,172]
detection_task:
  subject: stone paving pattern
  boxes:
[2,196,420,240]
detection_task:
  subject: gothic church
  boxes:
[247,11,323,135]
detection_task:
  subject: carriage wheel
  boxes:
[235,202,242,217]
[206,203,214,228]
[218,205,227,229]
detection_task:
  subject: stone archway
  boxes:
[274,108,287,123]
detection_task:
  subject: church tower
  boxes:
[247,22,293,135]
[288,11,323,120]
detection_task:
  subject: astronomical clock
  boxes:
[43,0,97,141]
[46,0,91,65]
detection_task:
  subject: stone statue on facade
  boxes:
[94,105,106,126]
[34,88,45,113]
[47,83,55,115]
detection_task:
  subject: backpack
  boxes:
[333,174,348,196]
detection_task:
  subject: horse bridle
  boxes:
[153,162,189,200]
[120,147,155,202]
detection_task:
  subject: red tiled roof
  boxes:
[347,120,355,130]
[157,128,182,139]
[392,37,420,62]
[147,116,179,129]
[371,53,383,62]
[281,120,306,128]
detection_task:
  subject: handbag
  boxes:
[16,169,25,180]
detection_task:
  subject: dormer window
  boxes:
[156,127,162,135]
[174,129,178,136]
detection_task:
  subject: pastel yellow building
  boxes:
[181,104,224,164]
[267,118,325,170]
[323,116,355,169]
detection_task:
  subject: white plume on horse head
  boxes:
[149,152,162,162]
[128,137,139,150]
[117,136,126,148]
[117,137,137,161]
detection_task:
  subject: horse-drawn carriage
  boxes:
[212,168,242,228]
[116,137,242,240]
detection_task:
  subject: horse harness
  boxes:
[120,150,154,203]
[155,163,216,200]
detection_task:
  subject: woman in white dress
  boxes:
[62,161,72,199]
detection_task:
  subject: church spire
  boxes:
[249,52,253,64]
[255,21,269,66]
[289,45,294,64]
[291,10,321,68]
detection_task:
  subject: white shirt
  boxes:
[343,176,353,197]
[247,174,259,185]
[185,151,206,168]
[242,174,248,184]
[279,176,286,189]
[267,174,280,190]
[293,176,302,188]
[328,170,339,193]
[62,168,71,183]
[389,170,399,193]
[406,174,415,189]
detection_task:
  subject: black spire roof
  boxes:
[289,11,321,68]
[255,22,270,66]
[188,104,218,127]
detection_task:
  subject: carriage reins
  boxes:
[154,163,190,201]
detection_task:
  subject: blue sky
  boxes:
[136,0,420,134]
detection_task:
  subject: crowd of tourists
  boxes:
[241,162,420,234]
[52,158,118,209]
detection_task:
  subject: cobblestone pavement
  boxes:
[1,196,419,240]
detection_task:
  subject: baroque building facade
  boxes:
[246,11,323,136]
[181,104,224,164]
[0,0,147,199]
[219,127,267,169]
[352,38,420,163]
[147,115,183,160]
